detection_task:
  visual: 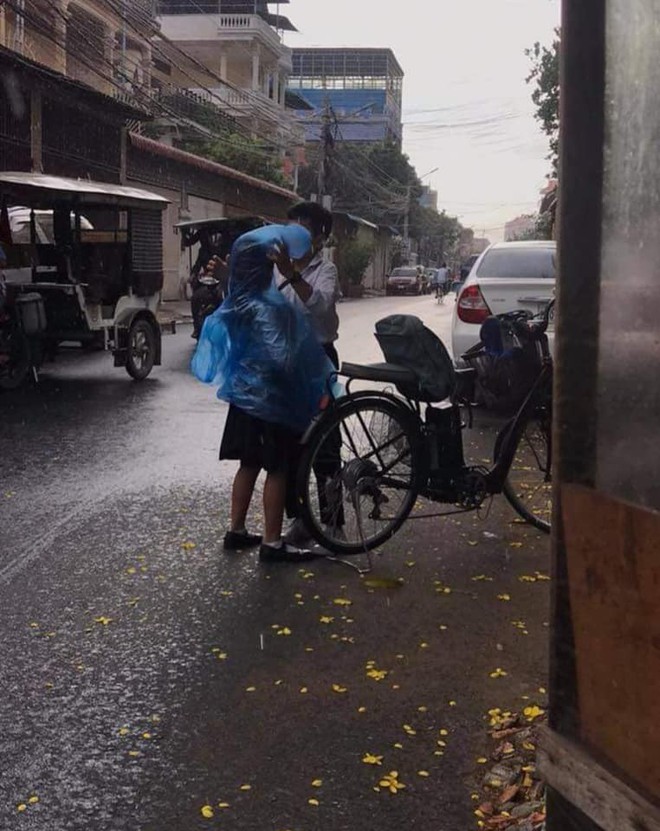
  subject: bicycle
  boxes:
[295,301,554,556]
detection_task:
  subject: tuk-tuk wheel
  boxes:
[126,319,156,381]
[0,328,31,390]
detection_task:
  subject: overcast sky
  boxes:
[284,0,561,240]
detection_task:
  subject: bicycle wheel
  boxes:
[502,413,552,533]
[297,397,423,555]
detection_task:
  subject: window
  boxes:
[477,247,556,279]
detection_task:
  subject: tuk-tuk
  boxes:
[0,172,169,389]
[175,215,268,338]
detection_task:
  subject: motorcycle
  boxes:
[190,260,226,339]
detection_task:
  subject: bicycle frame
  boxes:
[483,358,553,494]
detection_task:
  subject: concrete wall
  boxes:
[126,135,297,300]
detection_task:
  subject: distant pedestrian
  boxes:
[436,262,450,295]
[191,224,334,563]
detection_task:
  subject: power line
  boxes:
[8,0,290,165]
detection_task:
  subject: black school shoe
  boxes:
[259,542,318,563]
[223,530,263,551]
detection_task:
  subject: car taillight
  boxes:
[457,284,491,324]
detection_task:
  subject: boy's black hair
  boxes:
[287,201,333,239]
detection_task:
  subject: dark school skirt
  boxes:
[219,404,301,474]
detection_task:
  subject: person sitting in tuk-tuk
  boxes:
[190,251,230,340]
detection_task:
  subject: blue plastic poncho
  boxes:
[191,224,335,433]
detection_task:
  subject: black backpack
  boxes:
[375,314,456,402]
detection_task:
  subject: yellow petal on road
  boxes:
[477,757,488,764]
[362,753,383,765]
[497,594,511,602]
[308,798,319,806]
[28,796,39,805]
[17,804,27,813]
[417,770,430,777]
[239,784,252,791]
[311,779,323,787]
[319,616,334,624]
[332,684,348,693]
[200,805,214,818]
[246,686,256,692]
[300,687,308,694]
[333,598,352,606]
[181,541,196,550]
[94,616,113,626]
[218,802,230,809]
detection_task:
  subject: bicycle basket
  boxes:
[463,317,542,414]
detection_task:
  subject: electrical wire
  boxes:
[7,0,290,163]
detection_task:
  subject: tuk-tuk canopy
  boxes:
[174,216,269,247]
[0,173,169,211]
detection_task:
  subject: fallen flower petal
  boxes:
[362,753,383,765]
[200,805,214,818]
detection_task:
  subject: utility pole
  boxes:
[317,98,333,203]
[403,182,411,245]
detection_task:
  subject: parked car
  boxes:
[451,240,556,359]
[385,266,423,296]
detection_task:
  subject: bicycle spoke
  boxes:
[300,401,420,553]
[504,417,552,531]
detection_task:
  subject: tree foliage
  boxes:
[179,134,289,188]
[526,29,560,175]
[298,141,463,263]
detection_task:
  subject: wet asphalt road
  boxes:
[0,295,550,831]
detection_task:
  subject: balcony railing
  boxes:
[158,9,282,53]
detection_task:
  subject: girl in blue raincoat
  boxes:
[191,224,334,562]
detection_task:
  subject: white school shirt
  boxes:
[279,253,341,344]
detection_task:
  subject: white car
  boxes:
[451,240,556,360]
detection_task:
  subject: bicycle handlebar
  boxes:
[499,298,555,342]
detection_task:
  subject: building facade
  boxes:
[0,0,156,100]
[504,214,536,241]
[288,48,404,145]
[156,0,301,147]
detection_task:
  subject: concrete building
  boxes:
[505,214,536,241]
[0,0,157,99]
[419,185,438,212]
[288,48,404,145]
[156,0,302,147]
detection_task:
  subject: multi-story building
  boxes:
[156,0,301,146]
[504,214,536,241]
[419,185,438,212]
[0,0,157,99]
[288,48,404,145]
